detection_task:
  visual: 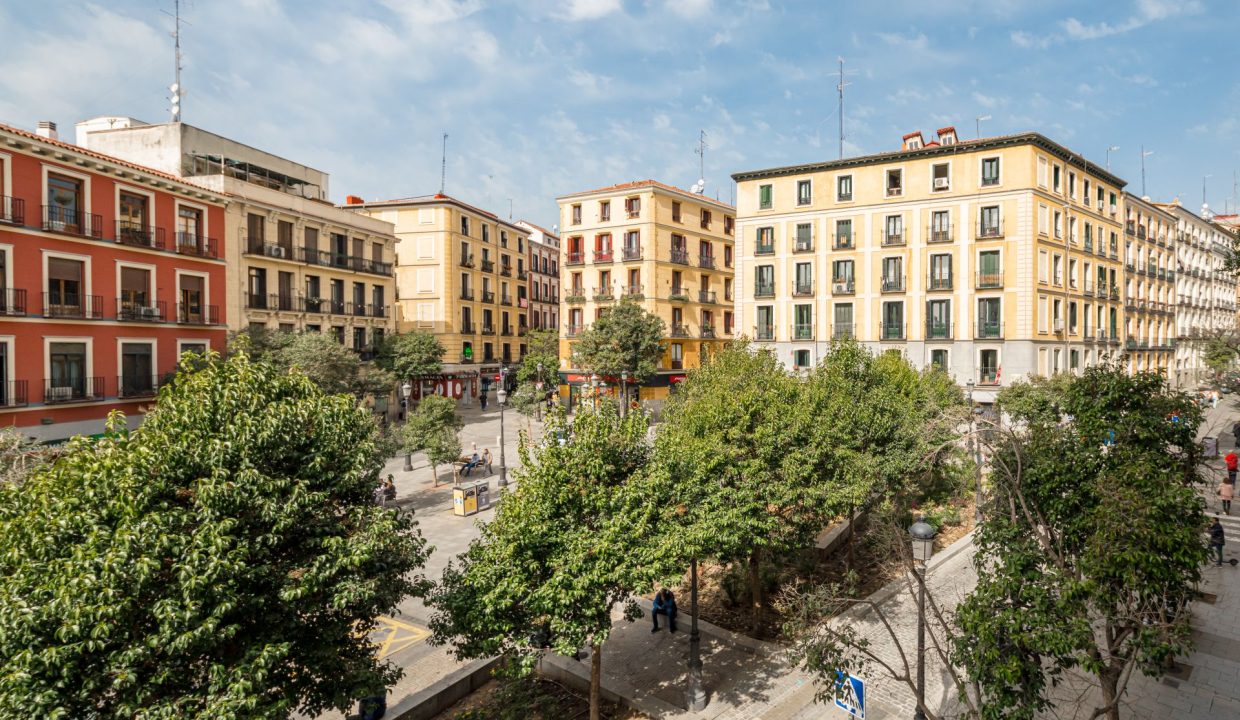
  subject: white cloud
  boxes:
[665,0,712,18]
[877,30,929,50]
[559,0,623,21]
[568,68,611,96]
[380,0,483,26]
[1062,0,1203,40]
[710,30,732,46]
[971,91,1001,109]
[653,113,671,130]
[1010,30,1057,50]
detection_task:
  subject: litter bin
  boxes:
[475,480,491,511]
[1204,436,1219,458]
[452,482,479,517]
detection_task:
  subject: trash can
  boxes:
[1203,436,1219,458]
[475,481,491,511]
[452,482,479,517]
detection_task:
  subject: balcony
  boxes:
[500,264,513,277]
[501,326,513,336]
[175,232,219,259]
[117,299,167,322]
[459,254,475,268]
[793,283,813,297]
[698,254,716,269]
[624,284,645,300]
[0,380,28,408]
[699,290,718,303]
[43,293,103,320]
[926,321,952,340]
[177,303,220,325]
[0,288,28,316]
[350,302,368,318]
[622,247,642,261]
[459,324,474,334]
[978,367,1000,386]
[881,276,905,293]
[976,321,1003,339]
[671,248,690,264]
[118,374,160,399]
[480,325,496,335]
[754,283,775,299]
[880,322,905,340]
[1,196,25,225]
[793,323,814,341]
[248,240,294,261]
[43,377,105,404]
[754,244,775,256]
[566,291,586,303]
[566,252,585,266]
[480,259,495,272]
[882,231,904,247]
[43,205,103,239]
[977,222,1004,240]
[976,272,1004,290]
[566,324,583,337]
[671,324,691,338]
[518,269,529,280]
[928,226,952,243]
[928,275,952,291]
[594,250,614,263]
[833,235,853,250]
[831,279,855,295]
[670,287,690,302]
[592,287,614,302]
[755,325,774,341]
[459,289,475,301]
[701,326,717,339]
[116,221,166,250]
[482,290,496,303]
[501,294,513,306]
[832,323,854,339]
[793,238,814,253]
[886,186,903,198]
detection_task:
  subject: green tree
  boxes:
[403,394,464,485]
[1202,336,1237,380]
[226,324,293,357]
[571,297,665,382]
[0,351,431,718]
[271,332,395,399]
[516,329,559,388]
[428,404,661,720]
[0,428,54,486]
[954,364,1207,720]
[377,330,446,380]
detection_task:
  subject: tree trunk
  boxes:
[1098,667,1121,720]
[749,549,762,633]
[590,641,602,720]
[846,505,856,573]
[430,462,438,487]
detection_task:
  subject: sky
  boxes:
[2,0,1238,230]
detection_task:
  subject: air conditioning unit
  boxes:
[267,246,287,258]
[139,306,161,319]
[832,282,851,293]
[933,178,949,190]
[1053,319,1065,332]
[48,386,73,401]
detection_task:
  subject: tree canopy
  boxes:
[403,394,465,484]
[228,329,394,399]
[376,331,446,380]
[0,351,431,718]
[516,329,559,389]
[571,298,666,382]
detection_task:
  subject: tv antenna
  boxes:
[440,133,448,195]
[691,130,708,194]
[836,57,856,159]
[162,0,190,122]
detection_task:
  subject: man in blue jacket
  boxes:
[652,588,677,633]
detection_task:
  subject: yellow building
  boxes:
[732,128,1129,402]
[345,194,530,382]
[1121,194,1177,377]
[556,180,736,406]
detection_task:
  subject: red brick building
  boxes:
[0,121,228,442]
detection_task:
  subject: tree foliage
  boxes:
[229,329,394,399]
[955,364,1207,720]
[0,351,431,718]
[516,329,559,389]
[402,394,464,484]
[428,404,663,719]
[376,331,446,380]
[571,298,666,382]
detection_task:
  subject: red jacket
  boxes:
[1226,452,1238,471]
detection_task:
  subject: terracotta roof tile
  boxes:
[557,179,734,209]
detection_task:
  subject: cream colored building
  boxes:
[345,194,530,375]
[1121,194,1176,377]
[732,128,1128,402]
[76,118,396,353]
[556,180,736,406]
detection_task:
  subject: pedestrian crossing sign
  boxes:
[833,670,864,718]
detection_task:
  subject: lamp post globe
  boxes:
[909,516,937,720]
[400,381,414,472]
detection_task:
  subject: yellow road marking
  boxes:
[370,616,430,659]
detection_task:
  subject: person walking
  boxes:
[481,448,493,475]
[479,391,488,411]
[651,587,677,633]
[1210,517,1226,566]
[1220,481,1234,515]
[1227,449,1238,484]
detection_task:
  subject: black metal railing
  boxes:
[501,294,514,305]
[699,254,716,269]
[117,299,168,322]
[481,325,495,335]
[699,290,718,303]
[116,221,167,250]
[175,232,219,258]
[0,288,28,316]
[976,272,1004,289]
[622,247,642,261]
[671,324,690,338]
[43,376,104,404]
[755,283,775,298]
[928,275,952,291]
[928,225,952,243]
[793,283,813,297]
[793,323,814,340]
[794,239,813,253]
[832,279,855,295]
[176,303,220,325]
[0,380,28,408]
[669,287,690,301]
[118,374,160,399]
[460,324,474,334]
[833,235,853,249]
[881,276,905,292]
[701,326,717,339]
[880,322,905,340]
[566,252,585,265]
[832,323,854,339]
[624,285,644,298]
[755,244,775,256]
[566,324,583,337]
[977,222,1004,239]
[43,205,103,239]
[460,289,475,301]
[926,321,952,340]
[482,290,496,303]
[755,325,774,341]
[500,264,513,276]
[594,250,613,263]
[43,293,103,319]
[882,231,904,246]
[979,367,999,385]
[1,196,25,225]
[976,321,1003,339]
[671,248,690,264]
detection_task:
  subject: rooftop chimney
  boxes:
[36,121,58,141]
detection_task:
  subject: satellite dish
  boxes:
[169,83,179,93]
[691,178,705,194]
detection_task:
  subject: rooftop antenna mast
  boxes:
[163,0,188,122]
[836,57,853,160]
[439,133,448,195]
[691,130,708,194]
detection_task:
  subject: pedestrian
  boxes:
[481,448,493,475]
[1213,390,1220,408]
[480,392,488,411]
[1232,421,1240,445]
[462,445,481,477]
[1221,481,1233,515]
[1209,517,1226,566]
[373,483,386,507]
[383,475,397,503]
[651,587,677,633]
[1227,449,1238,484]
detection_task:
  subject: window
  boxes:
[930,210,950,242]
[1068,258,1078,288]
[119,341,155,397]
[1038,250,1049,283]
[882,256,903,291]
[755,265,775,297]
[832,260,854,293]
[756,227,774,254]
[756,306,774,340]
[625,197,641,218]
[118,190,149,243]
[794,262,813,295]
[672,201,682,222]
[837,175,853,201]
[724,216,734,234]
[980,349,999,384]
[599,200,610,221]
[882,301,904,339]
[884,215,903,245]
[833,303,854,338]
[48,341,90,400]
[47,257,86,317]
[1037,156,1048,188]
[1069,301,1078,333]
[929,254,952,290]
[1053,165,1062,193]
[794,349,811,369]
[571,204,581,225]
[46,173,84,232]
[981,157,1000,186]
[979,206,1001,237]
[119,266,153,318]
[794,304,813,340]
[978,251,1001,289]
[460,215,471,236]
[700,210,712,229]
[1052,254,1063,285]
[931,163,949,191]
[978,298,1002,338]
[885,169,903,197]
[1054,210,1063,239]
[759,184,773,209]
[927,299,951,339]
[795,223,813,251]
[835,219,853,248]
[1068,172,1076,198]
[930,349,948,369]
[1083,179,1091,205]
[797,180,812,205]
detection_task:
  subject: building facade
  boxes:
[732,128,1128,402]
[1156,201,1237,388]
[345,194,530,395]
[556,180,736,406]
[516,220,560,334]
[75,119,397,356]
[1121,194,1176,377]
[0,121,228,441]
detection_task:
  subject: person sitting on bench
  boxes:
[651,587,677,633]
[462,447,481,477]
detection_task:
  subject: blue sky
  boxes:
[1,0,1237,229]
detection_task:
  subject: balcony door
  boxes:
[119,191,148,239]
[121,342,153,396]
[49,341,87,398]
[47,257,84,317]
[179,275,204,323]
[120,267,152,317]
[46,174,83,231]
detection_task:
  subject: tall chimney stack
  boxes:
[36,121,58,141]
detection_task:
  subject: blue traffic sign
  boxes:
[834,670,865,718]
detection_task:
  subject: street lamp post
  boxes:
[966,380,981,523]
[496,367,509,488]
[620,370,630,417]
[686,557,707,710]
[909,517,938,720]
[401,381,413,472]
[589,373,599,411]
[536,362,545,421]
